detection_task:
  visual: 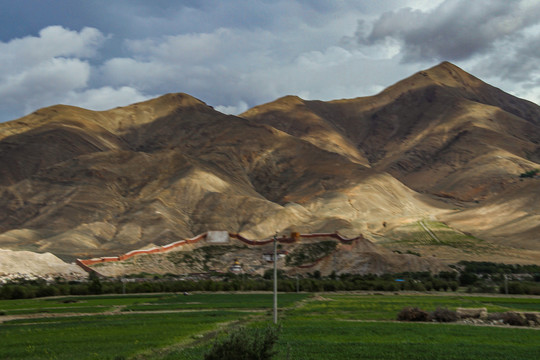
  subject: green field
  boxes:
[0,294,162,315]
[390,220,488,250]
[1,293,539,359]
[273,320,540,360]
[2,311,243,360]
[288,294,540,320]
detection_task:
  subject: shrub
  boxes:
[525,313,540,326]
[397,307,429,322]
[286,241,337,266]
[204,326,280,360]
[519,169,539,178]
[487,312,529,326]
[487,312,504,322]
[449,281,459,291]
[501,312,529,326]
[430,307,458,322]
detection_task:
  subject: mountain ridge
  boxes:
[1,61,539,275]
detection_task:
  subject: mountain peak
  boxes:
[419,61,484,88]
[417,62,540,124]
[123,92,209,113]
[428,61,464,73]
[240,95,306,118]
[376,61,485,97]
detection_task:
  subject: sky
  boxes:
[1,0,540,123]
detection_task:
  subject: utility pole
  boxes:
[273,232,278,324]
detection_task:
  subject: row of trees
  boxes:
[457,261,540,275]
[0,277,459,300]
[1,263,539,300]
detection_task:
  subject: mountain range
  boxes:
[1,61,539,274]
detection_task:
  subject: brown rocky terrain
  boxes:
[0,61,539,276]
[242,62,540,254]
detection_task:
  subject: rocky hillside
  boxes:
[243,62,540,203]
[88,233,447,277]
[242,61,540,251]
[1,62,539,274]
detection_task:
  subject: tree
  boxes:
[88,271,103,295]
[459,272,477,286]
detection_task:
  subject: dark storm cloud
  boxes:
[358,0,540,63]
[474,31,540,83]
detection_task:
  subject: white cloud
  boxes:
[0,26,112,119]
[296,47,354,69]
[99,57,174,91]
[97,22,404,111]
[63,86,150,111]
[215,101,249,115]
[0,26,105,73]
[125,28,232,63]
[1,4,398,121]
[0,57,91,114]
[2,1,540,121]
[516,86,540,107]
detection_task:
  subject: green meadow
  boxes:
[0,293,538,359]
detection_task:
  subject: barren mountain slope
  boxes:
[242,62,540,255]
[441,179,540,251]
[242,62,540,202]
[0,93,442,260]
[1,63,538,270]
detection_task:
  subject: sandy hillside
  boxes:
[0,249,86,278]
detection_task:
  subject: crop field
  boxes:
[287,294,540,320]
[0,293,309,359]
[0,293,539,359]
[0,293,308,316]
[2,311,243,360]
[273,320,540,360]
[0,294,163,315]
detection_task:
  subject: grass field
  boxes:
[273,320,540,360]
[288,294,540,320]
[2,311,243,360]
[273,294,540,360]
[0,294,162,315]
[0,293,539,359]
[0,293,308,315]
[390,220,487,250]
